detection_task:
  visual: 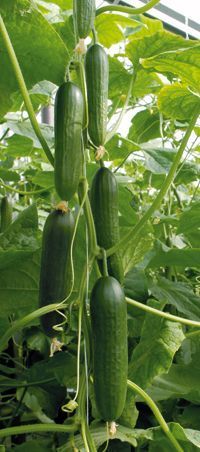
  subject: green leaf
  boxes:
[149,422,200,451]
[12,439,53,452]
[95,13,141,48]
[121,225,153,275]
[125,267,148,302]
[178,203,200,235]
[148,332,200,404]
[128,299,185,389]
[128,109,160,144]
[126,31,196,67]
[63,423,137,450]
[0,0,69,118]
[158,83,200,120]
[106,134,139,162]
[7,120,54,150]
[142,147,175,174]
[147,242,200,269]
[109,58,131,100]
[134,69,163,97]
[141,45,200,93]
[0,249,40,317]
[150,277,200,321]
[31,171,54,188]
[0,205,40,317]
[0,168,20,182]
[6,134,34,158]
[26,351,77,387]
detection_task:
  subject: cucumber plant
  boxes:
[0,1,199,451]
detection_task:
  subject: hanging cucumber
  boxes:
[90,275,128,421]
[0,196,12,232]
[73,0,96,39]
[90,167,124,284]
[54,81,84,201]
[85,43,108,147]
[39,202,75,337]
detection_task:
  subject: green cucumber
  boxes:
[0,196,12,232]
[90,276,128,421]
[85,43,108,147]
[54,81,84,201]
[73,0,96,39]
[39,202,75,337]
[90,167,124,283]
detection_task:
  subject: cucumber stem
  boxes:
[0,179,54,196]
[102,249,108,277]
[0,422,79,438]
[96,0,160,16]
[126,296,200,328]
[92,27,98,44]
[0,15,54,167]
[127,380,183,452]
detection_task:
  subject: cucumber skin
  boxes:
[54,81,84,202]
[39,208,75,337]
[85,44,108,147]
[74,0,96,39]
[0,196,12,232]
[90,167,124,284]
[90,276,128,421]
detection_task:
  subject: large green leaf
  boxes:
[0,205,40,317]
[96,13,142,48]
[141,45,200,93]
[142,147,175,174]
[128,299,184,389]
[128,109,160,144]
[147,242,200,269]
[149,277,200,321]
[158,83,200,120]
[0,0,69,118]
[121,224,153,275]
[126,31,196,67]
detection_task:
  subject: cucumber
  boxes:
[85,43,108,147]
[54,81,84,201]
[90,167,124,284]
[73,0,96,39]
[90,276,128,421]
[0,196,12,232]
[39,202,75,337]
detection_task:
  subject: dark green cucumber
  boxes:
[54,81,84,201]
[0,196,12,232]
[73,0,96,39]
[90,167,124,284]
[90,276,128,421]
[85,43,108,147]
[39,202,75,337]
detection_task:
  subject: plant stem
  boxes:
[0,15,54,167]
[0,303,68,352]
[78,182,99,256]
[96,0,160,16]
[0,180,53,196]
[127,380,183,452]
[106,106,199,257]
[106,75,134,144]
[0,422,79,438]
[126,297,200,328]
